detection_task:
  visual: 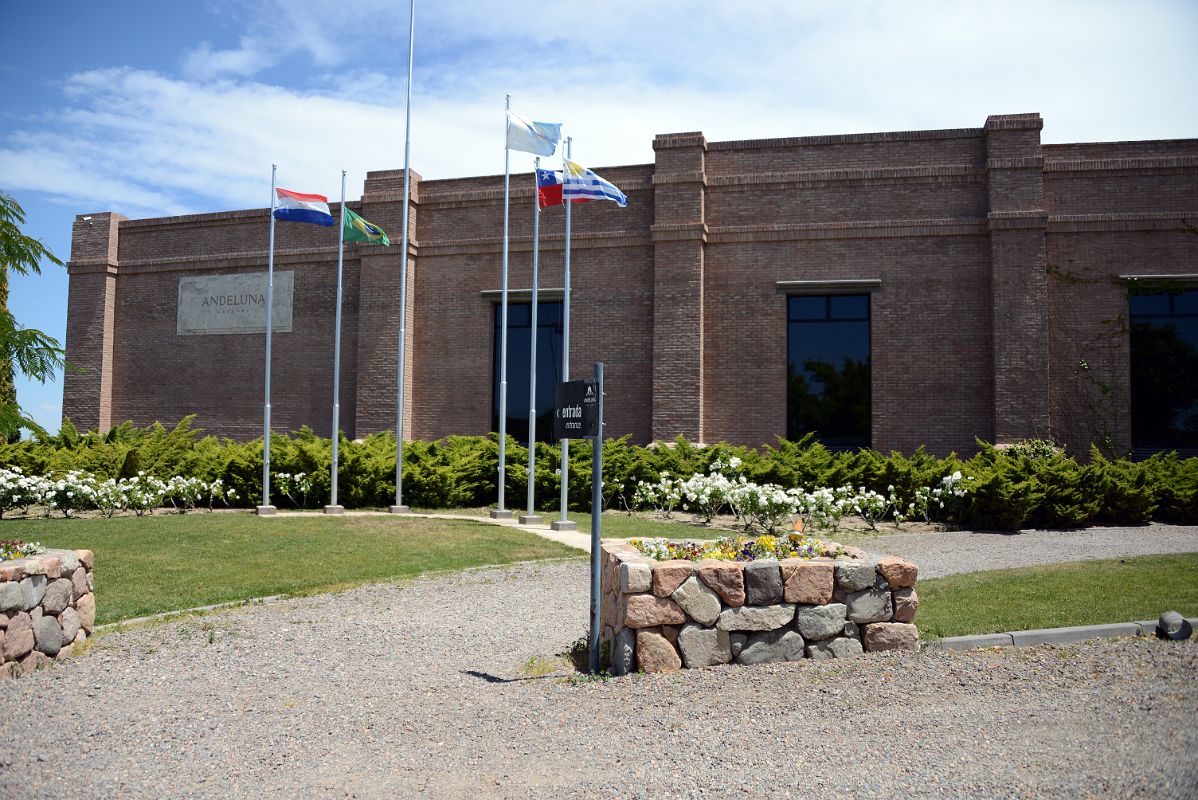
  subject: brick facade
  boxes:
[62,113,1198,455]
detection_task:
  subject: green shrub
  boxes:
[4,418,1198,524]
[1089,448,1158,526]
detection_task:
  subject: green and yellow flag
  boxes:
[342,206,391,246]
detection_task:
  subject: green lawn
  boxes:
[4,513,581,625]
[916,553,1198,638]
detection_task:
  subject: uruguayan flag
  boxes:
[561,159,628,207]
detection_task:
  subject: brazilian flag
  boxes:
[342,206,391,246]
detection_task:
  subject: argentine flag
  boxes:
[274,188,335,226]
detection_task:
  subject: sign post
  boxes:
[554,368,604,672]
[588,362,604,674]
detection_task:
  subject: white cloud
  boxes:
[1,0,1195,223]
[182,39,274,81]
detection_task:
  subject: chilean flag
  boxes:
[273,188,334,226]
[536,168,590,210]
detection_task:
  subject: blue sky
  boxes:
[3,0,1197,434]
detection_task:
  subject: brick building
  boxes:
[63,113,1198,456]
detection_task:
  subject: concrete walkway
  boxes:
[269,508,595,552]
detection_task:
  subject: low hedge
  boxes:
[2,418,1196,528]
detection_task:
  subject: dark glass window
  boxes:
[493,301,564,443]
[787,294,870,449]
[1129,288,1198,453]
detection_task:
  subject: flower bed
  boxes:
[600,538,919,674]
[1,547,95,678]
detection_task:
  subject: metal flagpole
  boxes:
[491,94,513,519]
[521,158,542,524]
[325,170,347,514]
[390,0,416,514]
[257,164,278,516]
[552,138,576,531]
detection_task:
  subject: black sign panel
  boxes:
[554,379,599,440]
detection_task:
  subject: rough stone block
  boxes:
[41,557,63,580]
[0,561,26,582]
[59,607,81,648]
[0,582,22,613]
[34,615,62,657]
[806,636,864,660]
[716,603,795,632]
[636,629,681,673]
[651,560,694,597]
[48,549,80,575]
[624,594,687,629]
[893,588,919,623]
[671,576,722,626]
[834,560,876,592]
[75,549,94,570]
[696,561,745,607]
[19,575,47,611]
[41,579,74,616]
[845,579,893,624]
[619,562,652,593]
[863,622,919,652]
[677,623,732,668]
[781,560,834,604]
[743,561,784,605]
[76,593,96,632]
[796,603,848,641]
[738,628,805,665]
[3,612,34,661]
[877,556,918,588]
[19,650,52,673]
[70,567,89,601]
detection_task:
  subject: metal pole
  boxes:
[326,170,346,514]
[522,157,542,524]
[552,138,576,531]
[257,164,278,516]
[588,361,604,673]
[492,94,513,519]
[390,0,416,514]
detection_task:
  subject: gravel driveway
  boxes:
[1,528,1196,798]
[848,523,1198,578]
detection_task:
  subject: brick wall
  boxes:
[62,114,1198,456]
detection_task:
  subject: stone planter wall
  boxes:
[600,541,919,675]
[1,549,95,678]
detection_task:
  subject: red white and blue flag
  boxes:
[562,159,627,207]
[273,188,334,226]
[536,168,595,209]
[536,168,564,208]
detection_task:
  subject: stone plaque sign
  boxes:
[177,272,293,335]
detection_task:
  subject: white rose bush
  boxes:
[632,461,972,534]
[0,466,239,518]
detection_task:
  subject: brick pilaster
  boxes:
[651,132,708,442]
[354,170,420,438]
[985,114,1052,444]
[62,212,125,432]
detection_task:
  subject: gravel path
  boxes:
[1,529,1196,798]
[847,523,1198,578]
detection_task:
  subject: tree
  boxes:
[0,190,67,441]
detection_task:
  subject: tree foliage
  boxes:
[0,190,67,440]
